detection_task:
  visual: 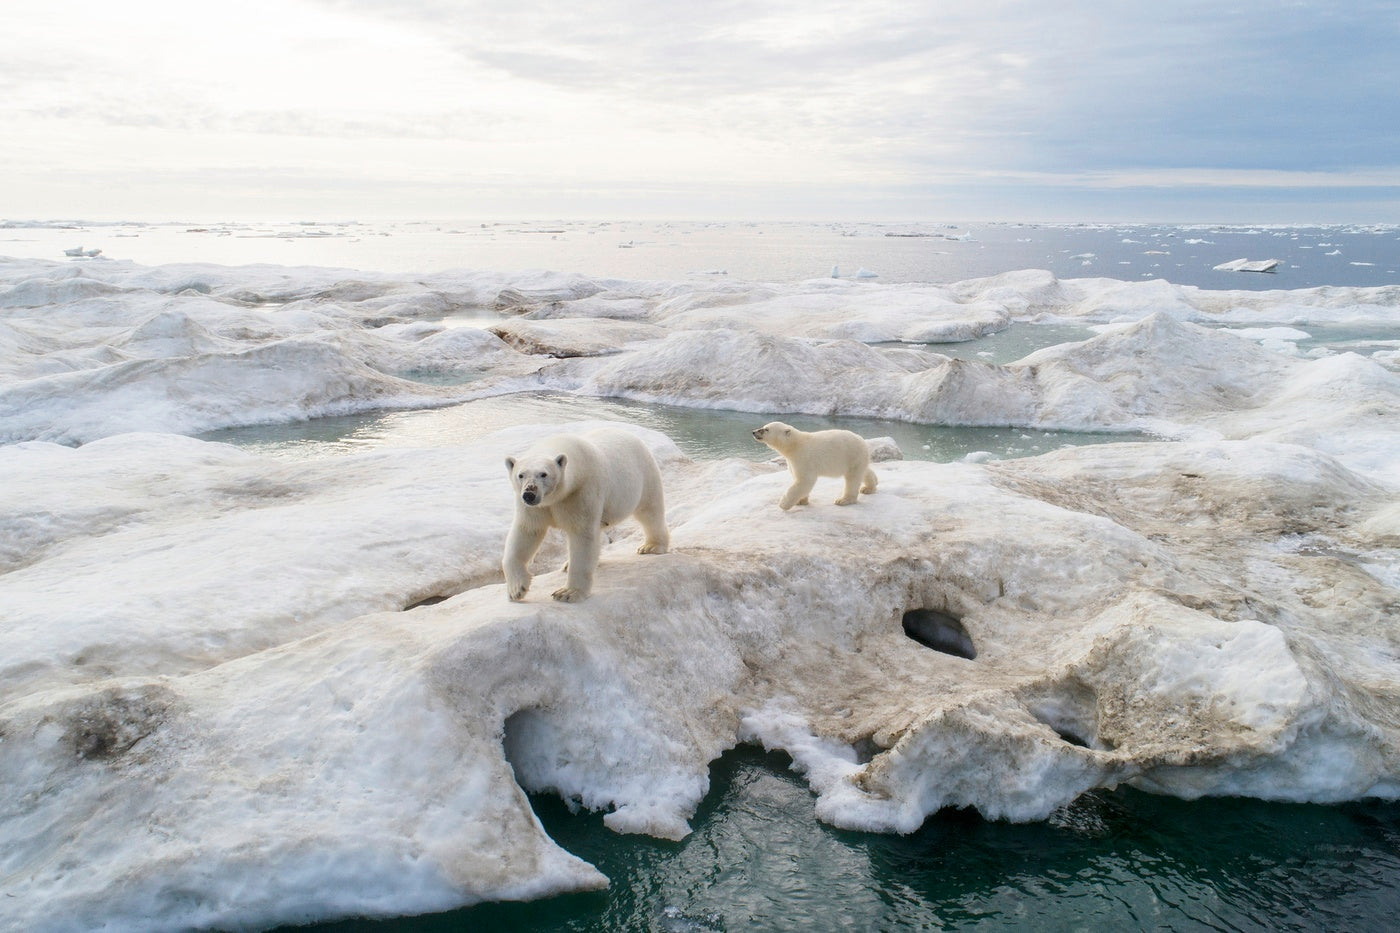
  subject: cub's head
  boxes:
[751,421,795,449]
[505,453,567,507]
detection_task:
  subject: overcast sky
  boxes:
[3,0,1397,223]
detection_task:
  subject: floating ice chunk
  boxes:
[854,268,878,279]
[1214,258,1280,273]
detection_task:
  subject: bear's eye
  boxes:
[537,472,547,479]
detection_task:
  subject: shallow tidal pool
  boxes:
[199,391,1149,464]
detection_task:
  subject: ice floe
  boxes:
[3,424,1399,930]
[3,254,1400,930]
[5,257,1399,453]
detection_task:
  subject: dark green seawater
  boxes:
[294,746,1400,932]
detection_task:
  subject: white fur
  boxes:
[503,429,669,602]
[752,421,878,510]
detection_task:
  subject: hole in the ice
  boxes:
[503,709,545,785]
[502,708,588,813]
[902,608,976,660]
[851,736,881,764]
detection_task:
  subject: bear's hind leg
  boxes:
[861,467,878,495]
[635,500,670,555]
[836,468,863,505]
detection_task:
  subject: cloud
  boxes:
[1,0,1397,220]
[314,0,1400,176]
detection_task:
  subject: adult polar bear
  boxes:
[503,428,669,602]
[752,421,878,510]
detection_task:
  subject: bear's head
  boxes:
[751,421,795,450]
[505,453,567,507]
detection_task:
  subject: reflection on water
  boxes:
[198,392,1148,464]
[296,746,1400,932]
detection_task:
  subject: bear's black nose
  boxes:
[751,429,763,439]
[522,490,538,505]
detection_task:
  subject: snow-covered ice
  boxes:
[3,254,1400,930]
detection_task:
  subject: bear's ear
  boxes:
[554,453,567,468]
[505,456,516,472]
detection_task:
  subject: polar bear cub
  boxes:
[752,421,878,510]
[504,428,669,602]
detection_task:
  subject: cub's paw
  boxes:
[552,586,589,602]
[637,542,668,555]
[834,495,858,506]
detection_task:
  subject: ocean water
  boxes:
[4,218,1398,289]
[8,219,1399,931]
[298,747,1400,933]
[198,391,1144,464]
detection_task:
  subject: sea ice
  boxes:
[3,254,1400,930]
[5,256,1400,447]
[3,425,1398,931]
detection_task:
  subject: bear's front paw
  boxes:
[637,542,668,555]
[835,495,858,505]
[797,497,809,506]
[507,581,530,601]
[552,586,589,602]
